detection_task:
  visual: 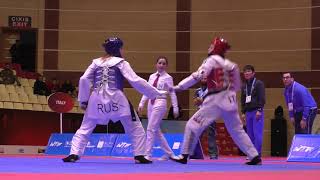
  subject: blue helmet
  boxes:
[102,37,123,57]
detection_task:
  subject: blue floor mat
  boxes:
[0,156,319,174]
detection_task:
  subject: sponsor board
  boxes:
[287,135,320,162]
[46,133,117,156]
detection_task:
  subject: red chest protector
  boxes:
[207,68,225,91]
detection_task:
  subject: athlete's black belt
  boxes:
[203,87,228,100]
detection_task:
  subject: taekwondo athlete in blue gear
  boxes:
[62,37,167,164]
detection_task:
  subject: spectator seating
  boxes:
[19,78,29,87]
[0,77,81,114]
[0,64,80,113]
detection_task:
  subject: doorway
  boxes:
[0,27,37,72]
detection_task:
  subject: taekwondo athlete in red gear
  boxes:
[170,37,261,165]
[62,37,167,164]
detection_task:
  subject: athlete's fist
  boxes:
[137,106,143,115]
[80,101,88,110]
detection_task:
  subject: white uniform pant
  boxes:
[70,112,146,156]
[146,99,174,157]
[181,91,259,160]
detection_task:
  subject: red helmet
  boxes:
[208,37,231,56]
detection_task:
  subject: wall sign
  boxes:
[8,16,32,28]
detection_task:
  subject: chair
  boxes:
[24,86,34,95]
[9,93,20,102]
[15,85,26,95]
[5,85,16,94]
[70,106,78,113]
[73,99,79,107]
[28,94,38,104]
[42,105,52,112]
[0,84,6,94]
[3,102,14,109]
[32,104,43,111]
[23,103,33,110]
[77,107,84,114]
[38,95,48,105]
[19,93,29,103]
[28,79,36,87]
[19,78,29,87]
[13,102,24,110]
[0,92,10,101]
